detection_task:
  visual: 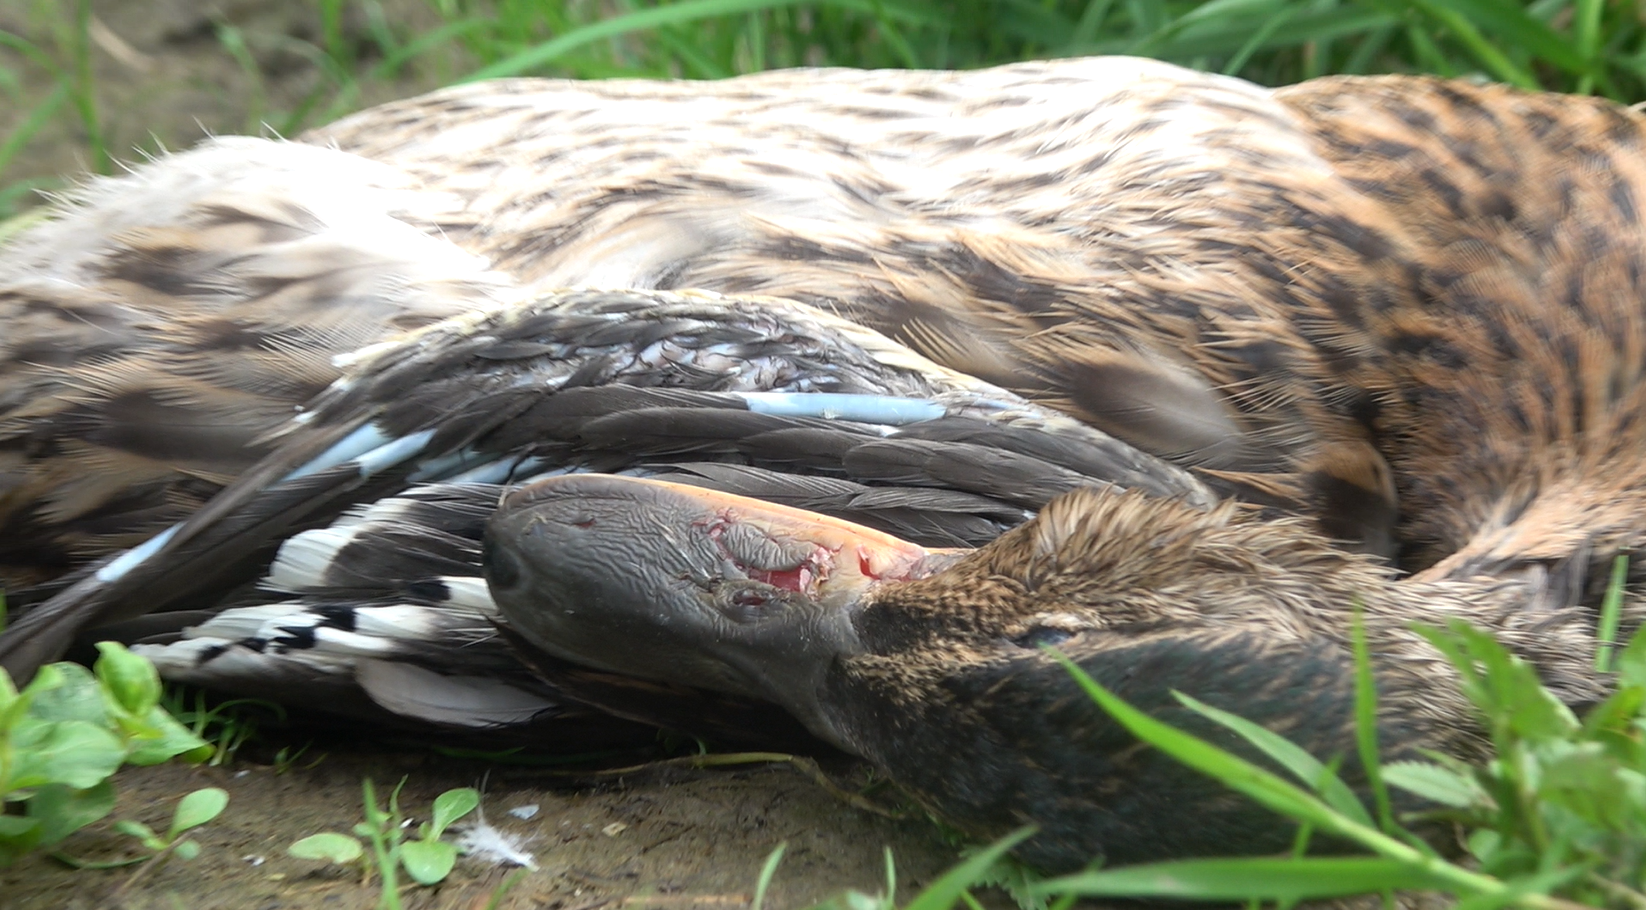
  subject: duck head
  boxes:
[483,474,963,738]
[484,474,1609,869]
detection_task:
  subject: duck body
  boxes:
[309,60,1646,585]
[0,58,1641,871]
[305,59,1410,556]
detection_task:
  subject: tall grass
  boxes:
[3,0,1646,218]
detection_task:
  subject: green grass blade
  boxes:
[1350,607,1395,834]
[366,18,493,82]
[752,842,787,910]
[0,82,70,179]
[1038,856,1456,901]
[1420,0,1588,73]
[1084,8,1397,63]
[465,0,820,80]
[1048,650,1353,833]
[1172,690,1373,828]
[1574,0,1606,94]
[1221,3,1300,76]
[1341,24,1397,75]
[1047,649,1509,899]
[864,0,922,69]
[1071,0,1121,47]
[1449,866,1588,910]
[1404,0,1542,89]
[1595,553,1629,672]
[902,828,1035,910]
[0,29,61,73]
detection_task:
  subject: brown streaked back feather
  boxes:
[1278,76,1646,579]
[0,137,512,588]
[307,59,1408,553]
[307,60,1646,580]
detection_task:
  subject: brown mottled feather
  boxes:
[305,61,1646,586]
[0,139,510,586]
[1277,77,1646,581]
[303,61,1416,553]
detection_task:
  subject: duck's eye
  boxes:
[1011,627,1073,649]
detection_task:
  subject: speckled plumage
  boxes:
[305,60,1646,586]
[307,60,1409,554]
[0,138,507,585]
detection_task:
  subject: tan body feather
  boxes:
[0,138,510,583]
[303,60,1646,590]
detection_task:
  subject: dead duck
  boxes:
[302,63,1646,864]
[0,57,1639,869]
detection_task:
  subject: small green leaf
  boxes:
[8,720,125,789]
[0,666,18,717]
[169,788,229,838]
[429,787,479,839]
[753,842,788,910]
[17,664,64,702]
[1615,623,1646,689]
[0,815,43,866]
[400,838,458,885]
[1381,761,1488,809]
[22,665,106,727]
[26,780,117,848]
[93,642,163,716]
[124,705,212,766]
[1416,622,1581,747]
[113,819,164,850]
[1582,685,1646,745]
[0,815,40,838]
[289,832,364,864]
[1467,828,1501,863]
[174,840,200,861]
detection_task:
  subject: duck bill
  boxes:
[483,473,944,705]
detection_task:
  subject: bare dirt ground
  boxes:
[0,748,970,909]
[0,4,997,907]
[0,0,462,198]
